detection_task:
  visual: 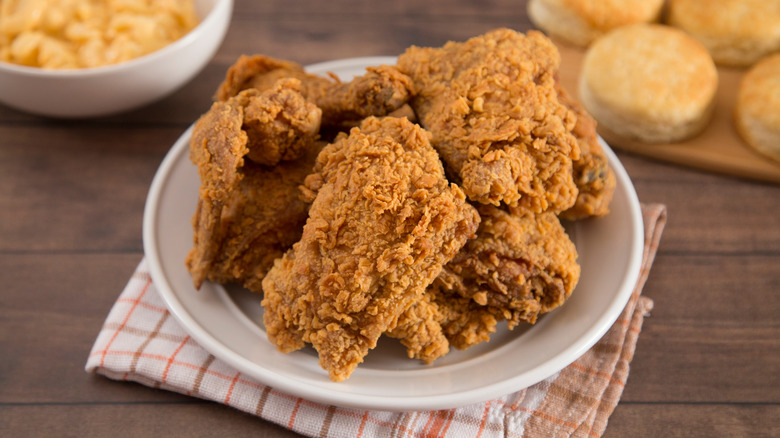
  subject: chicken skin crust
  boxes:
[434,205,580,331]
[194,149,322,294]
[555,85,616,220]
[261,117,480,381]
[397,28,580,213]
[238,78,322,167]
[215,54,413,127]
[186,80,321,291]
[387,284,500,359]
[392,205,580,355]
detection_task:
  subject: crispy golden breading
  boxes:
[215,54,413,127]
[391,204,580,355]
[261,117,480,381]
[429,287,503,350]
[237,78,322,166]
[197,149,322,294]
[389,286,502,356]
[434,205,580,327]
[215,55,310,101]
[186,96,249,290]
[397,28,580,213]
[186,81,321,290]
[386,294,450,363]
[556,85,616,220]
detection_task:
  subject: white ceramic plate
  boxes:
[143,57,644,412]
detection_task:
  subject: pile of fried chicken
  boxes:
[185,28,616,382]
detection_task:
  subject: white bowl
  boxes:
[0,0,233,118]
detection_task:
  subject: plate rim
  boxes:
[142,56,645,411]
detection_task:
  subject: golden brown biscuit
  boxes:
[579,24,718,144]
[528,0,665,47]
[735,53,780,164]
[667,0,780,67]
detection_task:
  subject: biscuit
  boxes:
[579,24,718,144]
[667,0,780,67]
[735,53,780,164]
[527,0,665,47]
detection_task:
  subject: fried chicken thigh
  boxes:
[397,28,580,213]
[434,204,580,333]
[186,80,321,291]
[390,204,579,356]
[261,117,480,381]
[215,54,413,127]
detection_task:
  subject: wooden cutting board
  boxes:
[555,44,780,184]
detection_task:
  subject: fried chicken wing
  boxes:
[261,117,480,381]
[215,54,413,127]
[397,29,580,213]
[556,85,617,220]
[186,80,321,291]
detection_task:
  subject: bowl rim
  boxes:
[0,0,233,77]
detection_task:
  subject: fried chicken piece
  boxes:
[215,55,308,101]
[261,117,480,381]
[385,293,450,363]
[186,81,321,290]
[429,287,503,350]
[388,286,502,358]
[187,98,249,290]
[389,205,579,355]
[397,28,580,213]
[556,85,617,220]
[434,205,580,327]
[197,147,323,293]
[215,54,413,127]
[386,260,512,361]
[238,78,322,166]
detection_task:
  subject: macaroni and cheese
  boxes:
[0,0,199,69]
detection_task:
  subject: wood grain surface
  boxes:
[1,1,778,437]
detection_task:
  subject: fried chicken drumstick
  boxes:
[397,28,580,213]
[261,117,479,381]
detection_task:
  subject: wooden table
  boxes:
[2,1,778,436]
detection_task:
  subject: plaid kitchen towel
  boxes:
[86,203,667,438]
